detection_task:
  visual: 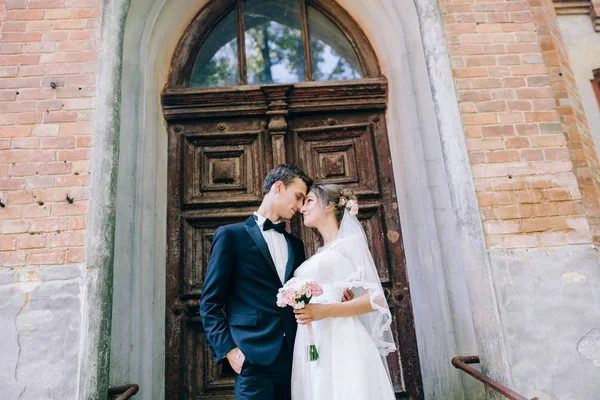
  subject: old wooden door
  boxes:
[163,1,423,399]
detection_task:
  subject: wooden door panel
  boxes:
[182,315,236,400]
[293,122,380,197]
[359,205,391,284]
[388,309,408,394]
[181,129,264,208]
[181,220,212,298]
[165,81,423,399]
[173,216,248,399]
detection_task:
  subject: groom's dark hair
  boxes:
[263,164,313,194]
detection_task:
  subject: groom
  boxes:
[200,164,313,399]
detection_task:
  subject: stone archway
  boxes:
[82,0,511,399]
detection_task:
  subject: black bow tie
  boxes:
[263,219,286,234]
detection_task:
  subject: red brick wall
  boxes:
[2,0,599,264]
[0,0,101,267]
[529,0,600,244]
[440,0,595,248]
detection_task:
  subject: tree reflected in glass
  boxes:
[245,0,305,84]
[188,1,365,88]
[308,6,362,81]
[190,11,238,87]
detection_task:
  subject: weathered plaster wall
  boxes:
[0,1,101,399]
[0,266,81,399]
[558,15,600,162]
[489,245,600,399]
[78,0,128,397]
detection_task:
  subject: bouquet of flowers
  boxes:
[277,278,323,361]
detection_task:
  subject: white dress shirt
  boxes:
[254,212,289,284]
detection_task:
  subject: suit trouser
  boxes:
[234,341,292,400]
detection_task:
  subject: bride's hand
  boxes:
[294,304,328,324]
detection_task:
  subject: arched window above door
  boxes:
[190,0,364,87]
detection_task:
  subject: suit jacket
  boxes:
[200,216,306,365]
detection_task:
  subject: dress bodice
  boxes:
[293,244,355,304]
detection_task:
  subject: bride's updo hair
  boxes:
[310,184,357,225]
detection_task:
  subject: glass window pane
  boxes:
[190,11,238,87]
[308,6,363,81]
[244,0,305,84]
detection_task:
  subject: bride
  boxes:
[291,184,396,400]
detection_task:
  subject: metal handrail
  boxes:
[452,356,532,400]
[108,384,139,400]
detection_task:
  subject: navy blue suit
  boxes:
[200,216,306,399]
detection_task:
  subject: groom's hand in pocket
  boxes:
[226,347,245,374]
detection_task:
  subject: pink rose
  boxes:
[308,281,323,297]
[350,203,359,217]
[286,292,296,304]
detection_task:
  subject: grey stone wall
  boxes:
[489,245,600,399]
[0,266,81,400]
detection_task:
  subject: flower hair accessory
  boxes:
[338,195,359,217]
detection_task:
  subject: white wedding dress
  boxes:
[290,215,397,400]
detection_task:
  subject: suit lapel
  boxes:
[244,217,279,280]
[283,233,295,282]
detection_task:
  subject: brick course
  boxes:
[0,0,100,267]
[441,0,596,249]
[529,0,600,244]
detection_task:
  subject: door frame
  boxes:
[162,78,423,398]
[162,5,409,393]
[87,1,510,399]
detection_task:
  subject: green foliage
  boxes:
[246,21,305,83]
[191,42,238,87]
[190,8,363,87]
